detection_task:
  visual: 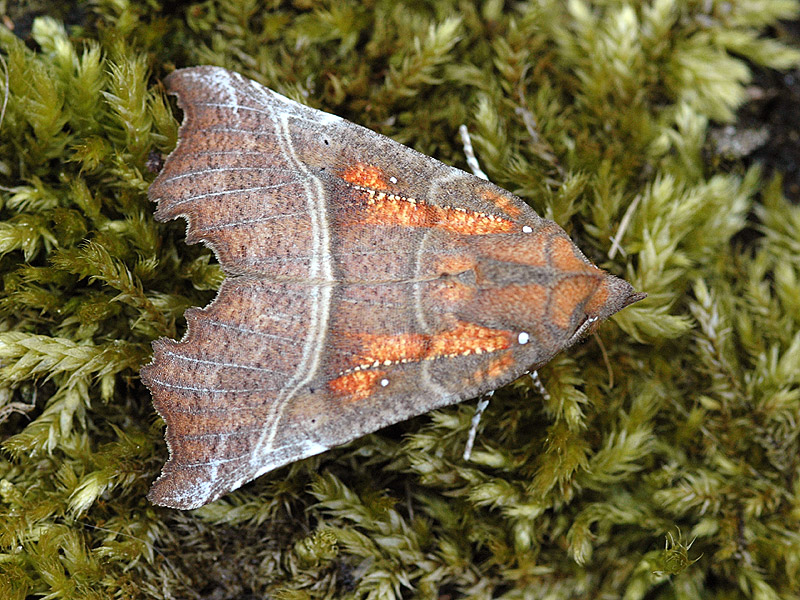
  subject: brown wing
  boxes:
[142,66,644,509]
[147,66,544,283]
[142,276,549,509]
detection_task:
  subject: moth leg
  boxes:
[529,369,551,402]
[462,370,553,462]
[463,391,493,461]
[457,124,489,181]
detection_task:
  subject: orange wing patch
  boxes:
[433,253,476,276]
[488,283,549,322]
[583,281,610,315]
[481,189,522,218]
[549,277,599,330]
[341,163,391,190]
[486,351,515,379]
[430,279,476,306]
[463,350,515,387]
[329,369,388,401]
[549,235,597,273]
[429,321,511,357]
[340,164,516,235]
[476,228,550,267]
[359,194,516,235]
[351,321,512,370]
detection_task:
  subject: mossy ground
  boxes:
[1,1,800,598]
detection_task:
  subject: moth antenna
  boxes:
[458,124,489,181]
[463,392,493,461]
[529,370,551,402]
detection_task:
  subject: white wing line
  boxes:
[163,183,302,210]
[202,317,295,340]
[249,93,334,469]
[148,378,275,395]
[173,150,272,158]
[194,101,273,117]
[183,425,265,440]
[197,99,343,129]
[413,229,448,397]
[228,246,409,265]
[162,351,284,373]
[197,211,308,232]
[160,166,293,184]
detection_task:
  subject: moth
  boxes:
[141,66,645,509]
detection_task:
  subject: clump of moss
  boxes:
[1,1,799,598]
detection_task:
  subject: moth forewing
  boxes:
[142,66,645,509]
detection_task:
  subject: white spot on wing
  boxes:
[518,331,530,345]
[522,225,533,233]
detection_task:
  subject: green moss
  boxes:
[1,0,800,598]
